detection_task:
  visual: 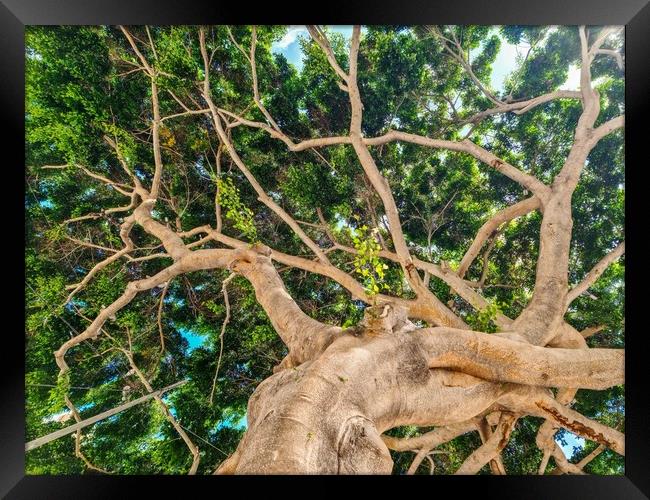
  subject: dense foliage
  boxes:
[25,25,624,474]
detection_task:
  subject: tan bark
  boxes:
[216,321,623,473]
[364,132,551,201]
[454,412,518,474]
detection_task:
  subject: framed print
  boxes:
[3,0,649,497]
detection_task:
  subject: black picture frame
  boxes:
[3,1,648,497]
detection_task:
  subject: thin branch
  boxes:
[305,26,350,85]
[428,26,503,107]
[120,348,200,474]
[157,280,171,354]
[64,214,137,303]
[458,196,540,278]
[204,102,332,265]
[566,242,624,305]
[209,273,235,405]
[581,325,606,339]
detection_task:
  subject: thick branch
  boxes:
[504,388,625,455]
[477,415,508,475]
[328,240,499,327]
[511,27,624,346]
[420,328,624,390]
[382,420,478,452]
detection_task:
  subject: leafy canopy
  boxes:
[25,25,623,475]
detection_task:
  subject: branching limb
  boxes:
[63,194,138,225]
[211,230,464,327]
[54,248,238,375]
[407,450,450,475]
[581,325,606,339]
[460,90,583,125]
[477,415,507,474]
[472,231,501,289]
[63,236,119,254]
[247,27,282,132]
[499,387,624,456]
[428,26,503,107]
[382,420,478,452]
[64,395,110,474]
[566,241,624,305]
[119,26,165,198]
[454,412,518,474]
[535,326,588,474]
[382,419,479,474]
[103,136,146,195]
[42,164,133,197]
[208,108,331,264]
[64,214,137,303]
[588,114,625,147]
[594,48,624,69]
[457,196,541,278]
[576,444,606,469]
[328,239,507,328]
[332,25,457,314]
[305,26,350,87]
[216,107,351,151]
[547,442,586,474]
[511,27,624,346]
[198,34,331,264]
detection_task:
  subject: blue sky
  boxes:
[179,326,207,352]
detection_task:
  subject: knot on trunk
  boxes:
[358,304,415,338]
[229,243,273,272]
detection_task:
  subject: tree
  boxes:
[25,24,624,475]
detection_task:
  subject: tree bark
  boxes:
[216,311,623,474]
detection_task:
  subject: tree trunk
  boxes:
[217,329,502,473]
[215,309,623,474]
